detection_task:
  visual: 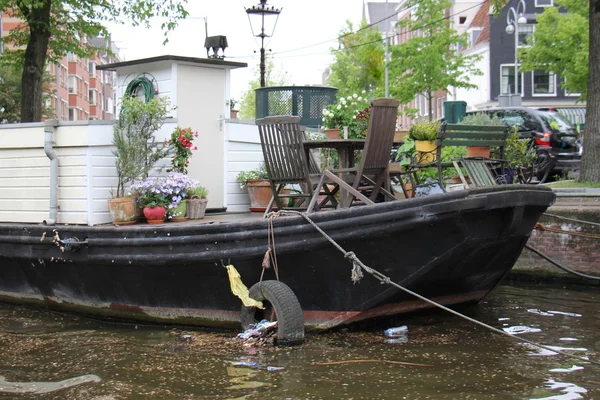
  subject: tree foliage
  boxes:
[389,0,481,120]
[0,64,54,123]
[238,58,289,120]
[328,20,385,98]
[519,0,589,99]
[0,0,188,122]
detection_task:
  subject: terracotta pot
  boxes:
[467,146,490,158]
[143,206,166,223]
[414,140,437,164]
[245,180,290,212]
[230,109,239,119]
[324,129,341,140]
[107,197,136,225]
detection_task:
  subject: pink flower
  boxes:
[193,146,198,150]
[194,132,199,137]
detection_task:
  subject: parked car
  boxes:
[465,107,582,178]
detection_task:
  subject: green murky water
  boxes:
[0,283,598,399]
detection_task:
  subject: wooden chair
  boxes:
[256,116,337,215]
[309,98,400,209]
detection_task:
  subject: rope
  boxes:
[268,210,599,366]
[260,213,280,283]
[525,244,600,280]
[543,212,600,227]
[535,223,600,239]
[124,76,155,102]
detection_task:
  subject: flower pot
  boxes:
[168,201,187,222]
[414,140,437,164]
[187,197,208,219]
[143,206,166,224]
[230,109,239,119]
[467,146,490,158]
[245,180,290,212]
[107,197,137,225]
[324,129,341,140]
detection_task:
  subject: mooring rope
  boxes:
[525,244,600,280]
[543,212,600,227]
[535,222,600,239]
[269,210,598,366]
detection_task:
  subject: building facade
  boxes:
[0,12,120,121]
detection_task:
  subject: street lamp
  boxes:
[505,0,527,104]
[245,0,282,88]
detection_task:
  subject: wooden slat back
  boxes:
[437,124,510,148]
[359,98,400,176]
[256,116,311,184]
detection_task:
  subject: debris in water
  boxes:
[237,319,278,346]
[548,311,582,317]
[384,325,408,337]
[559,338,579,342]
[0,374,100,394]
[228,361,285,371]
[527,309,554,316]
[503,326,542,334]
[549,365,584,373]
[529,379,588,399]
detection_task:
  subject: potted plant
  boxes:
[236,163,273,212]
[163,173,197,221]
[134,177,170,224]
[321,93,371,139]
[166,126,198,174]
[409,120,440,164]
[108,95,172,225]
[459,112,505,157]
[186,184,208,219]
[230,98,239,119]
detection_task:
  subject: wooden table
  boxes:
[302,139,366,169]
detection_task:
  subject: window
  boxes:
[459,16,467,25]
[67,52,77,62]
[532,70,556,96]
[67,76,77,93]
[500,65,523,96]
[535,0,553,6]
[89,89,96,105]
[563,79,582,97]
[518,24,534,46]
[468,29,481,47]
[68,108,75,121]
[88,61,96,77]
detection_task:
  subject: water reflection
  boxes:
[0,282,597,399]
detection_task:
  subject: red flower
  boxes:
[193,146,198,150]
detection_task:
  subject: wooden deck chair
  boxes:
[453,157,508,188]
[310,98,401,209]
[256,116,337,216]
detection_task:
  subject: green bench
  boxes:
[391,123,511,194]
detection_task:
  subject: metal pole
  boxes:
[384,0,389,97]
[514,23,519,98]
[260,40,266,88]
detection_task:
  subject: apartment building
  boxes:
[1,11,120,121]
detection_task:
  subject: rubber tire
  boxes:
[240,280,304,346]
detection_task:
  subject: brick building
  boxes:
[0,11,120,121]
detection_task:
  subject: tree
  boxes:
[491,0,599,182]
[0,64,54,123]
[0,0,188,123]
[389,0,481,120]
[238,58,288,120]
[519,0,588,98]
[328,20,385,98]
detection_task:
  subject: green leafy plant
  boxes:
[167,126,198,174]
[111,95,172,198]
[460,112,505,126]
[236,163,269,188]
[409,120,440,141]
[322,93,371,138]
[230,98,238,111]
[187,184,208,199]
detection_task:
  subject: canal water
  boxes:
[0,282,598,399]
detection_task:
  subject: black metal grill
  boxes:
[256,86,337,128]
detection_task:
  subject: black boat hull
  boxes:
[0,186,555,330]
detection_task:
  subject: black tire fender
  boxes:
[240,280,304,345]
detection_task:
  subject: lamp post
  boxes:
[245,0,282,88]
[505,0,527,104]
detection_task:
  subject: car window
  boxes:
[502,111,526,130]
[516,111,543,132]
[538,111,575,133]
